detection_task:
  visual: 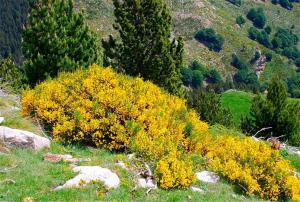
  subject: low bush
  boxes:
[21,64,209,157]
[190,135,300,201]
[236,16,246,26]
[247,8,266,29]
[195,28,224,52]
[272,28,298,50]
[226,0,242,6]
[155,153,195,189]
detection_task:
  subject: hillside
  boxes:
[1,1,300,201]
[74,0,300,79]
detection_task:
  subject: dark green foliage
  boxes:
[226,0,242,6]
[0,57,23,91]
[233,69,260,91]
[286,75,300,98]
[181,61,223,90]
[236,16,246,26]
[181,67,203,88]
[282,46,300,60]
[272,0,295,10]
[295,58,300,67]
[241,77,300,146]
[190,60,206,72]
[231,54,249,69]
[204,69,222,84]
[248,27,271,48]
[0,0,28,64]
[266,52,273,61]
[181,68,193,86]
[103,0,183,96]
[247,8,266,29]
[23,0,100,86]
[272,28,299,50]
[231,53,260,92]
[264,26,272,35]
[192,70,204,89]
[195,28,224,52]
[187,89,234,127]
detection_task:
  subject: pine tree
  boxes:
[23,0,100,85]
[187,89,234,127]
[102,0,183,96]
[241,77,300,145]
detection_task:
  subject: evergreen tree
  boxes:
[241,77,300,145]
[23,0,100,85]
[0,0,28,64]
[102,0,183,96]
[187,89,234,127]
[0,56,23,91]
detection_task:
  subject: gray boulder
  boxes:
[0,126,50,151]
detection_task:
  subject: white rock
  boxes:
[116,161,127,170]
[190,186,204,193]
[0,126,50,151]
[55,166,120,190]
[127,153,136,160]
[196,171,220,183]
[137,178,156,188]
[281,144,300,157]
[0,117,4,124]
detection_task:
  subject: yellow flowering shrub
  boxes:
[155,153,195,189]
[191,135,300,201]
[21,64,208,156]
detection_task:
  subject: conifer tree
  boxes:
[102,0,183,96]
[23,0,100,85]
[241,77,300,145]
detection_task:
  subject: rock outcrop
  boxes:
[0,126,50,151]
[55,166,120,190]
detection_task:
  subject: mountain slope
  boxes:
[74,0,300,79]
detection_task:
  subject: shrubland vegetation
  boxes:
[247,8,266,29]
[1,0,300,201]
[21,65,300,200]
[195,28,225,52]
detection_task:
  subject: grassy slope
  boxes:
[0,94,255,202]
[221,90,253,124]
[0,143,259,202]
[74,0,300,79]
[221,90,300,124]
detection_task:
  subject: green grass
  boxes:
[221,90,253,124]
[221,90,300,125]
[285,154,300,173]
[0,142,259,202]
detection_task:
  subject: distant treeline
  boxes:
[0,0,28,64]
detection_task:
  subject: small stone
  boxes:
[55,166,120,190]
[116,160,127,170]
[127,153,135,160]
[196,171,220,183]
[137,178,156,188]
[0,117,4,124]
[190,186,204,193]
[43,153,73,163]
[43,153,91,164]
